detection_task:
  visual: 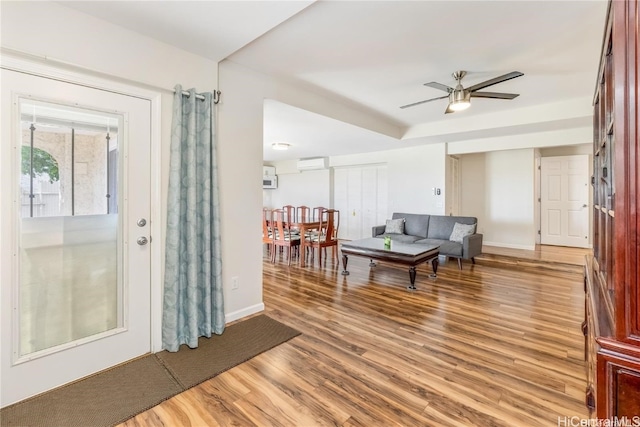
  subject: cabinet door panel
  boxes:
[614,367,640,417]
[598,354,640,418]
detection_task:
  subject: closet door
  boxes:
[334,164,388,241]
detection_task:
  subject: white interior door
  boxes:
[361,166,378,238]
[333,164,388,240]
[375,166,388,226]
[540,155,589,248]
[1,69,152,407]
[346,167,362,240]
[333,168,349,239]
[447,156,460,216]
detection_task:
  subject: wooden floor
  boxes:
[121,248,588,427]
[481,244,592,266]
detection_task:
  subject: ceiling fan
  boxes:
[400,70,524,114]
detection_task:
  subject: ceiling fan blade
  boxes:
[423,82,454,93]
[399,95,449,109]
[466,71,524,92]
[470,92,520,100]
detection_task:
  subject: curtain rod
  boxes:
[176,89,221,104]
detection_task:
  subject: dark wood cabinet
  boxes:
[585,0,640,419]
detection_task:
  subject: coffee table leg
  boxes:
[407,266,417,290]
[429,257,439,278]
[341,254,350,275]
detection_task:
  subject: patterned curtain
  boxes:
[162,85,224,352]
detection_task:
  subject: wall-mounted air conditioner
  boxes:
[296,157,328,171]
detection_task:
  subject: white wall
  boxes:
[460,149,537,250]
[269,142,448,215]
[534,149,542,245]
[540,143,591,157]
[448,127,591,155]
[264,169,331,211]
[217,63,268,320]
[330,144,447,215]
[265,144,447,242]
[0,2,217,91]
[267,144,449,226]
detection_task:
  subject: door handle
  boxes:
[137,236,148,246]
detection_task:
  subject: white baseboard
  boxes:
[225,303,265,324]
[483,241,536,251]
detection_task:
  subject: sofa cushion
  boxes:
[427,215,477,240]
[415,238,463,257]
[381,233,421,244]
[384,218,405,234]
[392,213,429,238]
[449,222,477,243]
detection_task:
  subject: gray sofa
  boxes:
[372,212,483,269]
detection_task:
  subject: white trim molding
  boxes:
[225,303,265,324]
[483,241,537,251]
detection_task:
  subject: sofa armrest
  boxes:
[372,225,386,237]
[462,233,483,259]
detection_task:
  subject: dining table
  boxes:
[266,218,323,267]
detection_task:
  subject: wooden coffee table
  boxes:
[340,238,440,290]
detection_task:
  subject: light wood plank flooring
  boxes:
[121,248,588,427]
[481,244,591,266]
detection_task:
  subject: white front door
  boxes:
[0,69,152,406]
[540,155,590,248]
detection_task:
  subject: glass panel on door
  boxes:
[18,99,122,358]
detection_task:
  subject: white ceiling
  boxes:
[58,1,314,62]
[59,0,608,162]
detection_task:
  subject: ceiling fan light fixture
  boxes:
[272,142,290,150]
[449,100,471,111]
[400,70,523,114]
[448,90,471,111]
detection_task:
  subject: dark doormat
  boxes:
[0,315,300,427]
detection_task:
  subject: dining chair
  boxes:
[262,208,275,262]
[282,205,296,223]
[312,206,327,221]
[305,208,340,266]
[296,205,311,223]
[307,206,327,261]
[272,208,301,266]
[294,205,313,263]
[282,204,300,239]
